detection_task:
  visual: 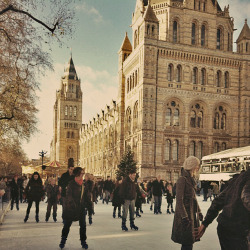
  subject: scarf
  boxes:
[75,177,83,186]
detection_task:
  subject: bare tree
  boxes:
[0,0,77,140]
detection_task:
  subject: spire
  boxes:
[143,3,158,23]
[64,55,78,80]
[236,19,250,43]
[120,32,132,52]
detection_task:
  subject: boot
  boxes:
[121,219,128,231]
[11,204,13,210]
[89,216,92,225]
[81,240,88,249]
[118,209,122,218]
[53,215,57,222]
[135,209,141,218]
[35,214,39,223]
[113,211,116,218]
[150,205,152,211]
[171,209,175,214]
[130,220,139,230]
[140,208,143,214]
[167,208,171,214]
[24,214,29,223]
[45,216,49,222]
[59,236,67,249]
[16,204,19,211]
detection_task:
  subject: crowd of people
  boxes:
[0,157,249,250]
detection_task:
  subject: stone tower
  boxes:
[50,56,82,170]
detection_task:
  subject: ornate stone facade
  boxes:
[50,57,82,172]
[78,0,250,181]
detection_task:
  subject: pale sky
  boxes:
[22,0,250,160]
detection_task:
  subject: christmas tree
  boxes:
[116,146,137,179]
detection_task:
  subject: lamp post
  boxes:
[39,150,47,180]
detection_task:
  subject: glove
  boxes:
[198,213,203,221]
[182,217,191,229]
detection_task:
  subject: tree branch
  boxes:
[1,4,59,34]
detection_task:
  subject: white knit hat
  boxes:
[183,156,200,170]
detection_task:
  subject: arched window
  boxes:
[133,102,138,131]
[127,78,129,93]
[147,25,150,35]
[65,106,68,116]
[247,42,249,52]
[126,107,132,135]
[192,67,198,84]
[221,113,226,130]
[214,142,219,153]
[191,23,196,45]
[225,71,229,88]
[166,108,172,126]
[67,131,70,138]
[176,65,182,82]
[165,140,171,161]
[190,110,196,128]
[173,109,180,126]
[214,112,219,129]
[217,28,223,50]
[129,76,132,91]
[197,111,203,128]
[216,71,222,87]
[173,21,178,43]
[69,106,73,117]
[189,141,195,156]
[201,68,206,85]
[201,25,206,46]
[168,64,173,81]
[221,142,226,150]
[197,141,203,159]
[132,73,135,89]
[152,25,155,36]
[74,106,77,117]
[172,140,179,161]
[71,132,74,138]
[67,146,74,158]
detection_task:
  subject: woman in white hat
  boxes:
[171,156,203,250]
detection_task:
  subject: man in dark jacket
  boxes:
[119,170,138,231]
[58,163,74,219]
[197,169,250,250]
[152,175,165,214]
[103,176,114,204]
[10,174,20,210]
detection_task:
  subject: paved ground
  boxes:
[0,196,221,250]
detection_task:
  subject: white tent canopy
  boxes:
[199,173,236,181]
[202,146,250,161]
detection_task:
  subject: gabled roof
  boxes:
[120,32,132,51]
[236,19,250,43]
[64,56,78,80]
[144,3,158,23]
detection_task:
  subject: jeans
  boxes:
[26,200,40,215]
[104,191,110,204]
[62,211,87,241]
[122,200,135,221]
[46,200,57,219]
[154,196,162,213]
[217,224,248,250]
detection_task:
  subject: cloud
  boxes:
[22,63,118,159]
[76,2,103,23]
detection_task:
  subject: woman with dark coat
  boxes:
[84,173,95,225]
[59,167,90,249]
[171,156,203,250]
[135,178,147,217]
[10,174,20,210]
[112,178,123,218]
[166,184,175,214]
[24,172,44,223]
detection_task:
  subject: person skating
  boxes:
[59,167,90,249]
[152,175,165,214]
[58,159,74,220]
[171,156,203,250]
[23,172,44,223]
[84,173,95,225]
[166,184,175,214]
[10,174,20,210]
[196,169,250,250]
[112,178,123,218]
[135,178,147,217]
[45,178,60,222]
[103,176,114,204]
[119,170,138,231]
